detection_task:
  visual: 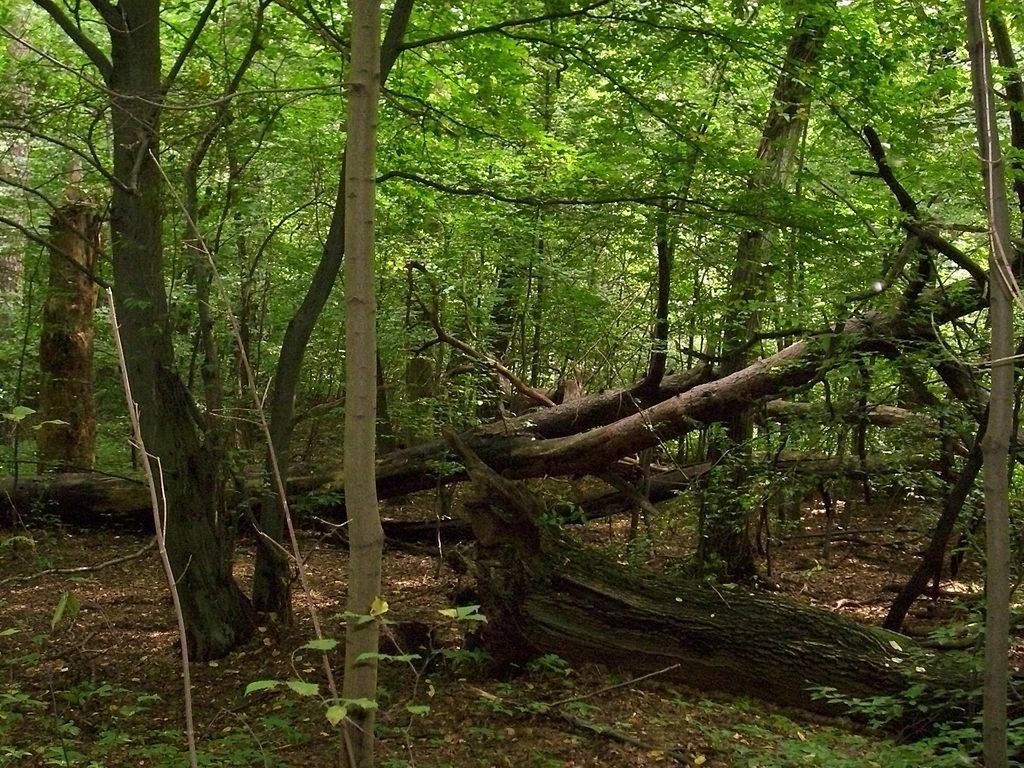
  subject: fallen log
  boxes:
[762,400,940,430]
[0,448,937,537]
[0,473,475,544]
[578,453,940,519]
[444,428,1001,734]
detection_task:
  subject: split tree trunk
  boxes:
[100,0,252,660]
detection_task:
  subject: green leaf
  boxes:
[50,591,80,631]
[406,704,430,716]
[285,680,320,697]
[301,638,339,651]
[325,704,347,726]
[0,628,19,637]
[342,698,378,711]
[354,651,421,664]
[439,604,487,622]
[32,419,69,431]
[244,679,280,695]
[3,405,35,423]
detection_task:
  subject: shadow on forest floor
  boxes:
[0,489,1011,767]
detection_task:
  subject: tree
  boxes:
[36,183,101,472]
[251,0,414,619]
[965,1,1015,764]
[341,0,383,765]
[30,0,253,659]
[703,1,834,579]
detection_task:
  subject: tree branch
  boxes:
[863,126,988,290]
[381,0,415,80]
[408,261,555,408]
[31,0,112,81]
[399,1,612,52]
[163,0,221,94]
[0,214,111,289]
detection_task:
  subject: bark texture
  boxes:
[102,0,251,659]
[444,430,983,732]
[446,434,1015,741]
[37,202,102,471]
[341,1,384,764]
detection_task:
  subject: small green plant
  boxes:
[526,653,572,677]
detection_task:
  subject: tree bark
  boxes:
[444,429,990,735]
[102,0,252,660]
[966,1,1015,763]
[37,201,101,471]
[251,0,414,618]
[341,0,384,764]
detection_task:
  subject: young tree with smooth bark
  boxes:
[965,0,1015,763]
[341,0,384,764]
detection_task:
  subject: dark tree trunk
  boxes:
[37,202,102,472]
[883,424,984,632]
[103,0,251,660]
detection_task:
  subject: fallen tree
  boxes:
[0,447,936,537]
[0,473,476,544]
[444,429,1009,737]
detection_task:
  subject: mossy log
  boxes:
[443,429,992,733]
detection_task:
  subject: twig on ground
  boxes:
[548,664,682,708]
[554,710,692,764]
[0,538,155,586]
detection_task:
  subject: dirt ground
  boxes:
[0,486,1013,767]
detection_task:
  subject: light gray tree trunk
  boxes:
[966,1,1014,764]
[702,4,833,578]
[251,0,413,618]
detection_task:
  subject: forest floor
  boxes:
[0,486,1012,767]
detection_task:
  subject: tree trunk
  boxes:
[444,429,990,736]
[251,0,413,618]
[966,2,1015,763]
[883,429,984,632]
[341,1,384,764]
[37,201,101,471]
[101,0,252,660]
[0,8,31,317]
[707,5,833,579]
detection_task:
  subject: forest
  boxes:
[0,0,1022,766]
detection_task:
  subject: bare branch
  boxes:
[0,214,111,289]
[0,121,119,189]
[408,261,555,408]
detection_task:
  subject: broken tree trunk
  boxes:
[444,428,993,733]
[37,200,102,472]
